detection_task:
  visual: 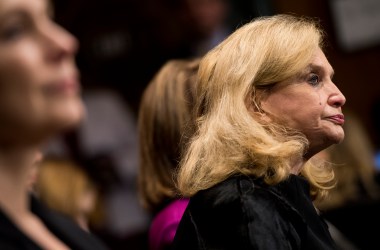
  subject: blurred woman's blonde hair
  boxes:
[177,14,335,199]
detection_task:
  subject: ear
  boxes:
[258,98,273,123]
[259,111,272,123]
[244,94,272,123]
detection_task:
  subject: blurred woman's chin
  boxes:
[54,100,85,131]
[66,102,85,127]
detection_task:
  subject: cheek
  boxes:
[262,97,307,125]
[287,107,324,136]
[0,73,39,112]
[267,101,323,133]
[0,47,46,113]
[0,45,42,84]
[0,76,46,135]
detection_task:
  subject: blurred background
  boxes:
[46,0,380,249]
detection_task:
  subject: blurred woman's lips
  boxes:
[326,114,345,126]
[45,75,80,95]
[59,76,80,94]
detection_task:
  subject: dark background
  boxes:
[50,0,380,249]
[52,0,380,147]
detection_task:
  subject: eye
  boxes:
[308,73,320,86]
[3,26,24,40]
[0,22,27,41]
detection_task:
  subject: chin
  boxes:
[336,136,345,144]
[328,131,345,145]
[66,102,85,127]
[54,99,85,131]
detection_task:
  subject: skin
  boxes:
[0,0,83,249]
[0,0,83,146]
[260,48,346,163]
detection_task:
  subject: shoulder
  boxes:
[32,197,109,250]
[0,197,109,250]
[174,176,296,249]
[0,209,38,249]
[188,174,305,236]
[191,175,277,210]
[187,175,289,231]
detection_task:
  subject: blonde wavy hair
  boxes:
[176,14,335,200]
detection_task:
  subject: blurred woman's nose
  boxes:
[42,22,79,62]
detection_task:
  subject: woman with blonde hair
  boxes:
[138,58,199,250]
[172,14,346,249]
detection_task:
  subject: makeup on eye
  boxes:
[308,73,320,86]
[0,22,26,41]
[308,63,334,80]
[0,13,30,41]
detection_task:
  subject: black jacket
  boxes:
[172,174,337,250]
[0,195,108,250]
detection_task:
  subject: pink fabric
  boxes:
[149,199,189,250]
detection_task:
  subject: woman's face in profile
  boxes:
[260,48,346,156]
[0,0,83,140]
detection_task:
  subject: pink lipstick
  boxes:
[327,114,345,125]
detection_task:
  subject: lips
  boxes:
[57,76,80,94]
[44,74,80,95]
[326,114,345,125]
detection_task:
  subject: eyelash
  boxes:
[308,73,320,86]
[0,23,27,41]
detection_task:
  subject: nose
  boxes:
[327,82,346,108]
[41,21,79,62]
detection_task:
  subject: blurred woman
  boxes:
[0,0,107,249]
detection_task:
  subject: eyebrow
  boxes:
[0,11,28,31]
[307,63,335,79]
[0,0,51,24]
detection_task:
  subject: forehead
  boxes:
[309,48,334,76]
[263,49,334,95]
[0,0,47,17]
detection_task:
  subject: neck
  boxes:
[0,145,42,219]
